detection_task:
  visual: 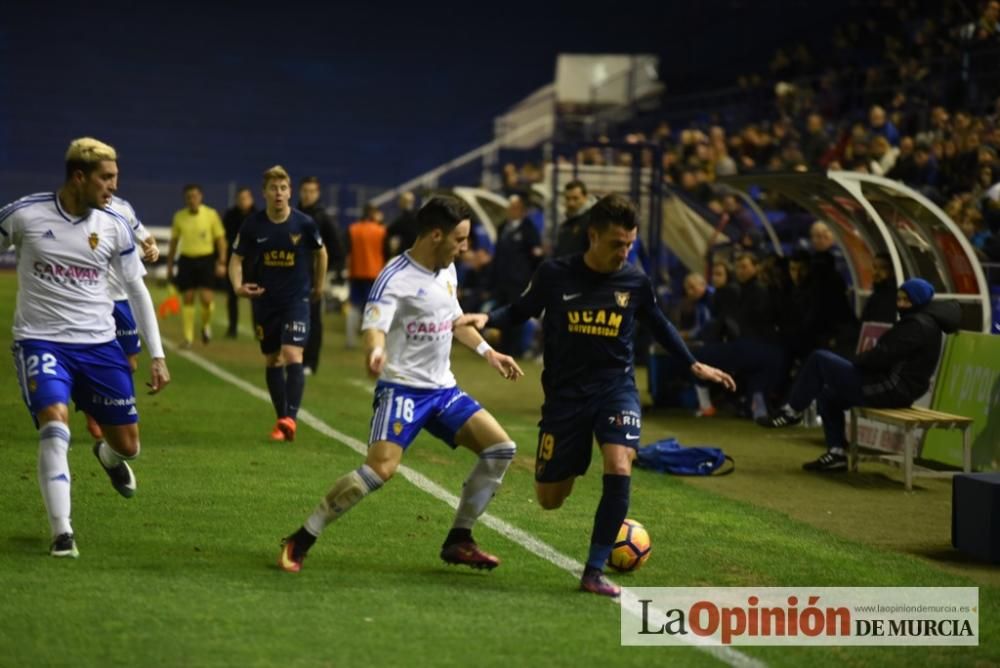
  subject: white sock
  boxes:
[453,442,516,530]
[38,422,72,537]
[305,464,383,536]
[830,447,845,456]
[345,307,361,347]
[695,386,713,410]
[751,392,769,420]
[97,439,138,467]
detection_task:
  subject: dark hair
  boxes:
[235,186,252,196]
[64,160,102,180]
[183,183,202,194]
[734,252,758,266]
[416,195,473,237]
[362,202,380,220]
[587,193,638,234]
[564,179,587,195]
[300,176,321,187]
[789,250,811,265]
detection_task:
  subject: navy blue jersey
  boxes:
[233,209,323,302]
[487,254,696,399]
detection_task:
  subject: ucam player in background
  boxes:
[278,195,523,573]
[0,137,170,558]
[228,165,327,442]
[84,194,161,444]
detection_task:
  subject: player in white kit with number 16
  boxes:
[278,195,523,573]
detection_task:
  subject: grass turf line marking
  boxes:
[167,341,765,668]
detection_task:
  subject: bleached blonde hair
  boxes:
[64,137,117,178]
[262,165,291,188]
[65,137,117,164]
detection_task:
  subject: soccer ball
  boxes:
[608,518,651,572]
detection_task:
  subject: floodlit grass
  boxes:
[0,274,995,667]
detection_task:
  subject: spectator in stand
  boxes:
[860,253,898,324]
[668,271,718,417]
[554,180,591,257]
[809,222,857,351]
[869,135,900,176]
[869,105,901,146]
[695,253,786,421]
[761,279,960,473]
[889,141,940,198]
[385,191,419,259]
[679,167,714,205]
[490,195,543,356]
[801,113,831,168]
[298,176,345,376]
[457,218,494,313]
[345,203,386,349]
[221,186,256,338]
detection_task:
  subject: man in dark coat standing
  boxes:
[298,176,345,375]
[759,278,961,472]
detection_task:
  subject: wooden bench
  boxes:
[848,406,973,491]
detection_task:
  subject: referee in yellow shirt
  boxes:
[167,184,227,347]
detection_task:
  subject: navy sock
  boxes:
[586,474,631,571]
[285,363,305,419]
[265,366,287,418]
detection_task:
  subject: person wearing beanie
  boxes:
[757,276,961,472]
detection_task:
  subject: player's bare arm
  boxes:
[228,252,265,298]
[363,328,387,377]
[452,319,523,381]
[147,358,171,394]
[311,246,328,302]
[691,361,737,392]
[214,235,228,278]
[453,313,489,330]
[141,236,160,263]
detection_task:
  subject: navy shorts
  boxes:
[349,279,375,308]
[12,339,138,427]
[369,381,481,449]
[252,298,310,355]
[113,300,142,357]
[535,386,642,483]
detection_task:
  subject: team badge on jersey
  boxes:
[614,291,630,307]
[393,421,403,435]
[88,232,99,250]
[290,233,301,245]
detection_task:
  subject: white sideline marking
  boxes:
[167,342,765,668]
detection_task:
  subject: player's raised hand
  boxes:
[147,358,171,394]
[690,362,737,392]
[485,349,524,382]
[367,346,386,378]
[141,237,160,263]
[236,283,266,299]
[453,313,489,330]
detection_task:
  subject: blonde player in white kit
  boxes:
[279,195,523,573]
[1,138,170,558]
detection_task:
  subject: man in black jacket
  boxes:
[759,278,961,472]
[222,187,256,338]
[553,180,590,258]
[298,177,345,375]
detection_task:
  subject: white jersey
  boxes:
[362,252,462,389]
[0,192,142,344]
[106,195,149,301]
